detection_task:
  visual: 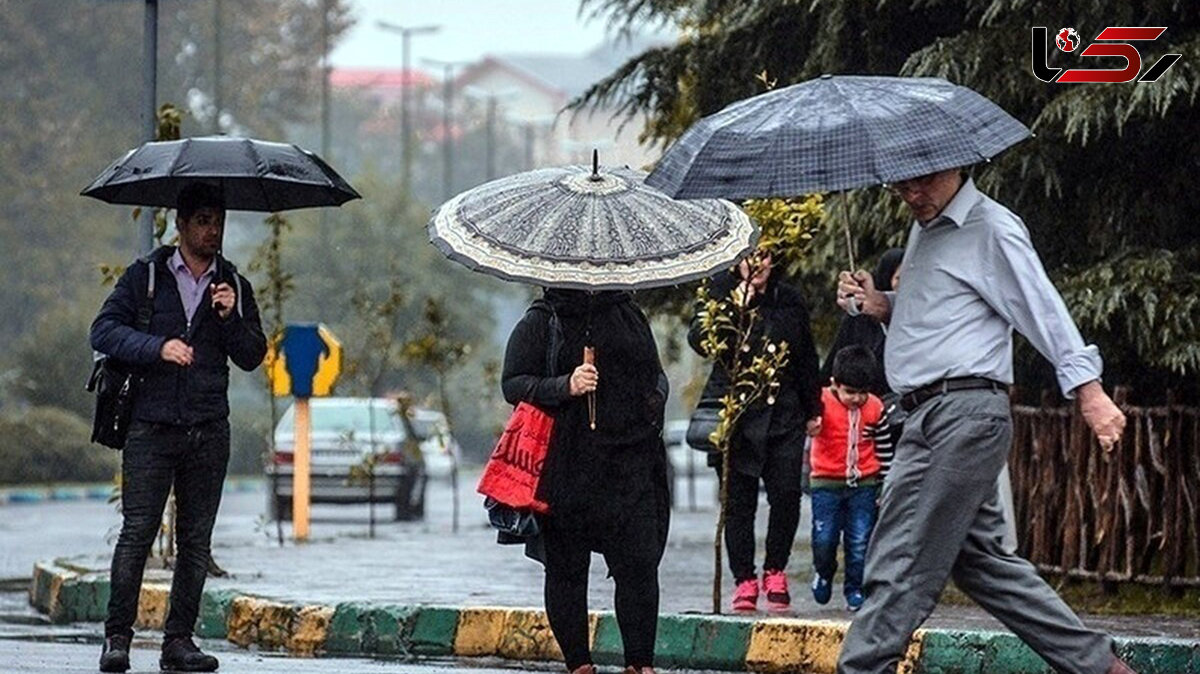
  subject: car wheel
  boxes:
[271,493,292,521]
[394,473,419,521]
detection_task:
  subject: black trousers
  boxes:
[542,510,663,670]
[105,419,230,640]
[717,436,804,583]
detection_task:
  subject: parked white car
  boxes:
[665,418,706,478]
[266,397,427,521]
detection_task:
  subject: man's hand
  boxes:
[211,282,235,319]
[569,363,598,396]
[1076,380,1126,451]
[160,338,194,366]
[837,270,891,323]
[806,417,822,437]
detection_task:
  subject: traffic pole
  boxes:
[293,397,312,540]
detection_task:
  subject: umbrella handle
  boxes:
[583,346,596,430]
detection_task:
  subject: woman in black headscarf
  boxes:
[501,289,670,674]
[819,248,904,396]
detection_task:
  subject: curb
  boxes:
[30,562,1200,673]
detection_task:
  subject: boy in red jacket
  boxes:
[807,345,893,611]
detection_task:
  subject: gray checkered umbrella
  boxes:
[428,157,757,290]
[646,75,1031,200]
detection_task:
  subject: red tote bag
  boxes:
[477,401,553,514]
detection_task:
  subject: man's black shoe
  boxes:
[99,635,131,673]
[159,636,219,672]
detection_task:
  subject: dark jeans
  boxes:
[105,419,230,640]
[717,447,803,583]
[810,484,879,596]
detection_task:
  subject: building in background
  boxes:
[323,34,665,202]
[453,35,665,170]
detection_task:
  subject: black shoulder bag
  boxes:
[86,260,156,450]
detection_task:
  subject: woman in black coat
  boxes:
[502,289,670,674]
[687,252,823,613]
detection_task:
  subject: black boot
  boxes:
[99,635,131,673]
[159,636,219,672]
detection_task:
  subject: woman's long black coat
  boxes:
[501,290,670,557]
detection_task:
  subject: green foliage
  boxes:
[0,407,118,485]
[1058,247,1200,376]
[8,305,98,420]
[268,169,506,460]
[575,0,1200,394]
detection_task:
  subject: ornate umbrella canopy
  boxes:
[646,75,1031,200]
[81,136,360,212]
[429,158,758,290]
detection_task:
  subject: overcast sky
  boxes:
[330,0,658,71]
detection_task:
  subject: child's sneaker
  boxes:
[762,569,791,611]
[731,578,759,612]
[846,589,865,611]
[811,575,832,605]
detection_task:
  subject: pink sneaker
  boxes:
[762,569,791,611]
[731,578,759,612]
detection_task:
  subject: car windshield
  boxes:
[409,415,446,440]
[277,402,403,436]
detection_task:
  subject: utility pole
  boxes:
[377,21,440,193]
[485,94,497,181]
[524,123,535,170]
[424,59,469,201]
[139,0,158,255]
[319,0,332,238]
[212,0,222,134]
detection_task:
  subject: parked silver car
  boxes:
[266,397,427,521]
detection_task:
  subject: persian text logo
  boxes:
[1031,26,1182,83]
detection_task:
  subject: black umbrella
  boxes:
[81,136,360,212]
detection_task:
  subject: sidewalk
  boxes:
[27,475,1200,673]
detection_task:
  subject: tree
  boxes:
[574,0,1200,400]
[0,0,353,401]
[272,169,508,459]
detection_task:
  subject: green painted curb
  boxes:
[57,575,109,623]
[26,559,1200,673]
[408,606,459,656]
[687,614,754,671]
[326,602,418,655]
[591,612,623,666]
[196,588,241,639]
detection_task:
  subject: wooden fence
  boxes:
[1009,393,1200,587]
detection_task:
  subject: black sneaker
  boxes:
[159,636,219,672]
[99,635,131,673]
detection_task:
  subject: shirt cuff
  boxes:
[1056,345,1103,399]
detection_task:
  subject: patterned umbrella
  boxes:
[81,136,360,212]
[646,75,1031,200]
[428,155,757,290]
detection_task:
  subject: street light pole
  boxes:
[485,94,497,181]
[424,59,469,201]
[377,21,440,193]
[139,0,158,255]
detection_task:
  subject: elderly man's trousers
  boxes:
[837,389,1116,674]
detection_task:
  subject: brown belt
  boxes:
[899,377,1006,413]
